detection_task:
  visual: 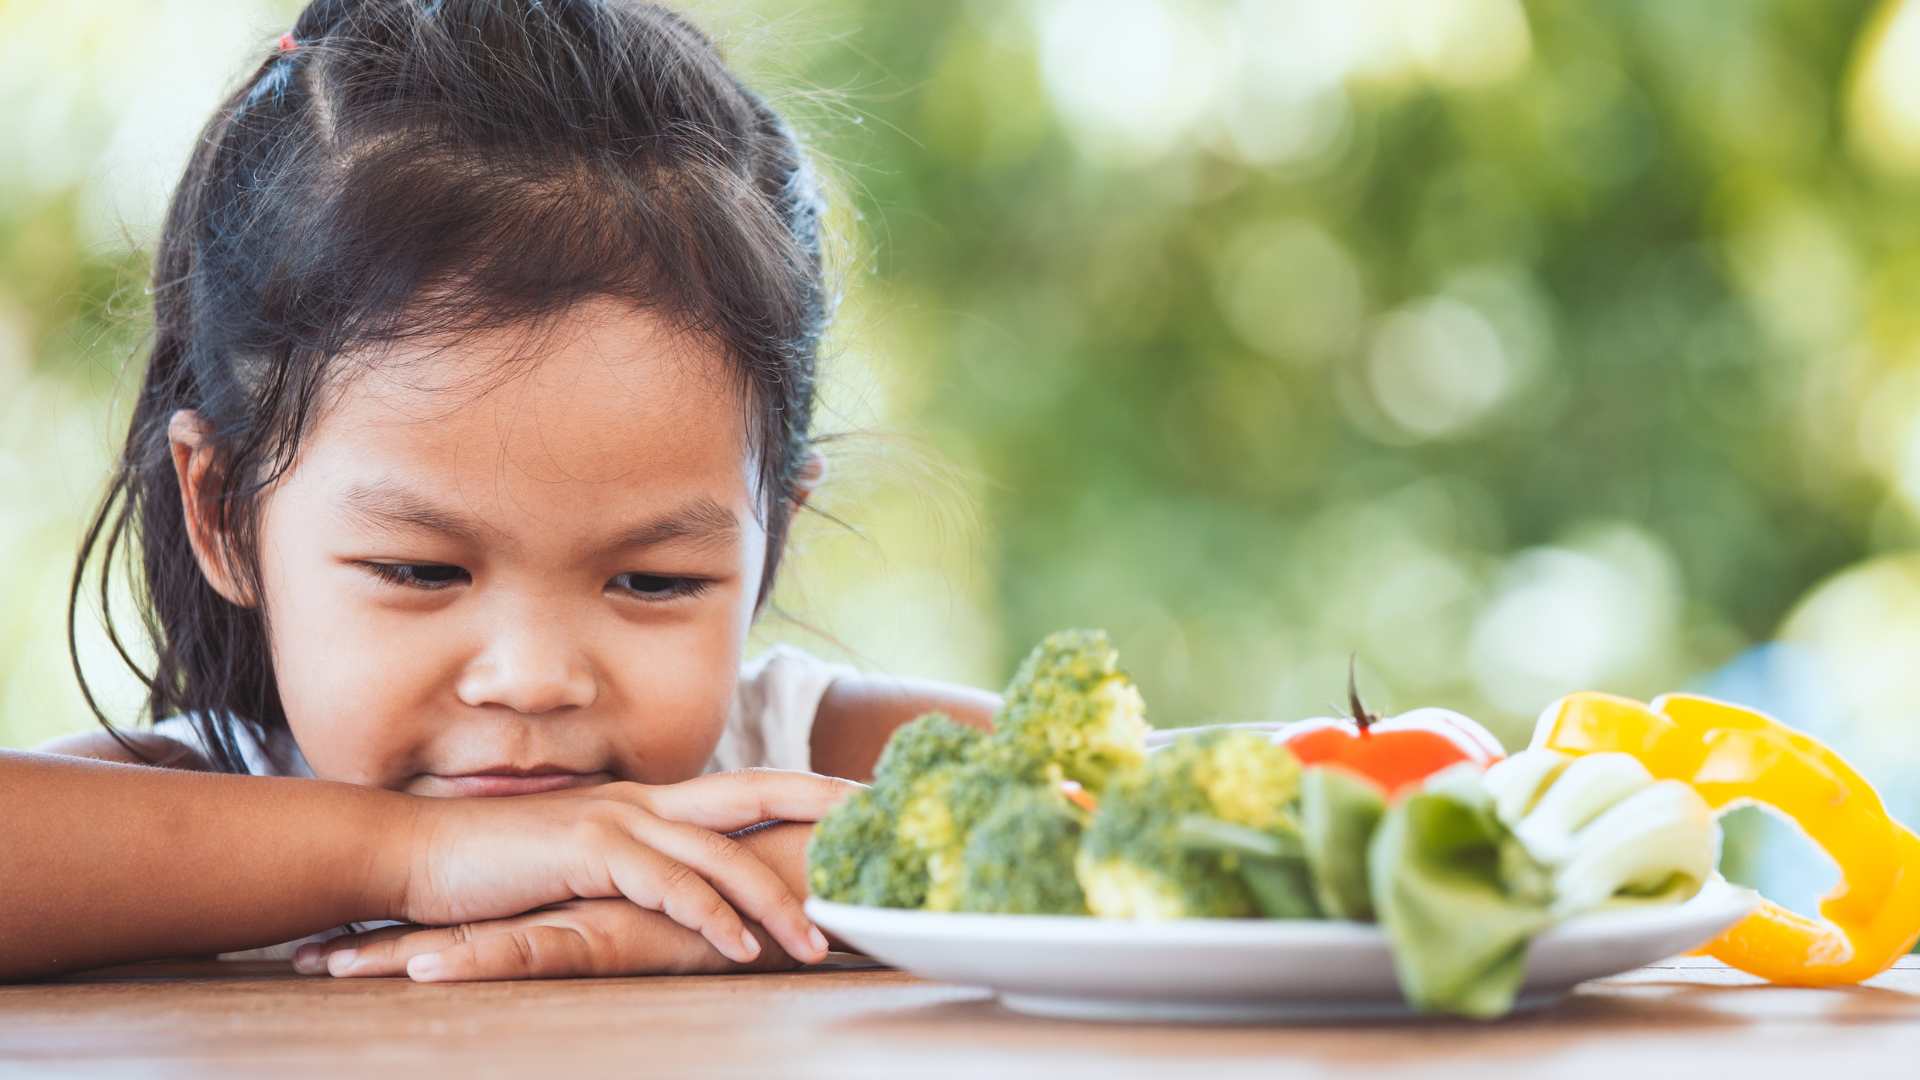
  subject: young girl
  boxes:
[2,0,997,982]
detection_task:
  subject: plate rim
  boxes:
[805,875,1758,949]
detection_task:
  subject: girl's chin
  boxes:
[410,771,612,798]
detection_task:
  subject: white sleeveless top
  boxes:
[150,645,854,960]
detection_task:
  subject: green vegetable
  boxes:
[1173,815,1318,918]
[1554,781,1717,912]
[1368,764,1556,1019]
[873,711,985,786]
[1077,731,1301,919]
[808,713,986,908]
[1484,749,1718,917]
[806,630,1153,912]
[1503,753,1654,865]
[807,786,926,907]
[1299,766,1387,920]
[955,785,1089,915]
[994,629,1152,793]
[851,830,932,909]
[1375,753,1723,1017]
[908,751,1044,911]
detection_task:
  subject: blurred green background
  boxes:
[6,0,1920,908]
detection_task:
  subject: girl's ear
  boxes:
[790,450,826,511]
[167,410,255,608]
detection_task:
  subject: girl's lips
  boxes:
[422,771,609,798]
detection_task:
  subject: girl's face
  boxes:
[199,299,776,794]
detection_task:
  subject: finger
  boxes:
[632,769,864,831]
[291,924,424,975]
[408,925,598,982]
[321,925,472,978]
[598,842,763,965]
[409,915,799,981]
[644,919,799,976]
[728,923,802,975]
[627,815,827,964]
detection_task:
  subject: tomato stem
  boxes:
[1346,654,1378,736]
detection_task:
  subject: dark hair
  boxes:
[68,0,833,772]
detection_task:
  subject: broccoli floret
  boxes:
[849,831,929,909]
[1075,731,1302,919]
[808,713,986,909]
[895,767,964,909]
[806,632,1175,913]
[807,786,899,903]
[854,713,988,908]
[994,629,1151,792]
[1168,726,1303,834]
[873,712,984,788]
[806,712,1022,912]
[955,785,1088,915]
[902,747,1045,911]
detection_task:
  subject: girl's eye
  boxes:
[609,572,712,602]
[361,562,470,590]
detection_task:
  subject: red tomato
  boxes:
[1277,669,1504,797]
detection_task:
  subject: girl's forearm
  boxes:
[811,675,1001,782]
[0,750,415,979]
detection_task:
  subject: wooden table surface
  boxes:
[2,956,1916,1077]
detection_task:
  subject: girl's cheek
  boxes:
[607,611,747,784]
[266,569,450,788]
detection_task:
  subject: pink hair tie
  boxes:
[277,32,299,54]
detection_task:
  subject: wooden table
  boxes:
[2,956,1915,1077]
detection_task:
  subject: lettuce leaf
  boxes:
[1368,764,1556,1018]
[1299,765,1387,920]
[1172,814,1320,918]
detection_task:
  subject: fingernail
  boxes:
[291,945,322,975]
[738,930,762,961]
[807,926,829,958]
[408,954,444,981]
[325,949,357,976]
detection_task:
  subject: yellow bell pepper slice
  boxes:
[1532,691,1920,986]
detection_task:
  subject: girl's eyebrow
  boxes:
[341,482,484,544]
[601,497,741,554]
[338,482,740,554]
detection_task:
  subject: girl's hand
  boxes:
[388,772,850,967]
[297,898,803,980]
[324,820,821,980]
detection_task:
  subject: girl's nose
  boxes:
[455,625,598,716]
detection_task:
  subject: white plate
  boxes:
[806,877,1757,1022]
